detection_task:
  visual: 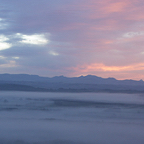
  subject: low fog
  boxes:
[0,92,144,144]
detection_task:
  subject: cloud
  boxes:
[73,63,144,73]
[15,33,49,45]
[68,62,144,80]
[0,42,11,50]
[0,32,49,51]
[49,51,59,56]
[12,57,19,59]
[0,18,8,30]
[0,60,17,68]
[0,55,6,59]
[123,31,144,38]
[0,35,12,50]
[0,0,144,79]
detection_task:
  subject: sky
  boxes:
[0,0,144,80]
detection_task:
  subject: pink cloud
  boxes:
[68,62,144,80]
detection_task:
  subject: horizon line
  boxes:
[0,73,143,81]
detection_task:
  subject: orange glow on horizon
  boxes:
[69,63,144,80]
[82,63,144,72]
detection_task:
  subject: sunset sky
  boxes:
[0,0,144,80]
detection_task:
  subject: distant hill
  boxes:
[0,74,144,93]
[0,73,144,85]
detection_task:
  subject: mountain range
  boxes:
[0,74,144,93]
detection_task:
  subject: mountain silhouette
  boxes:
[0,74,144,93]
